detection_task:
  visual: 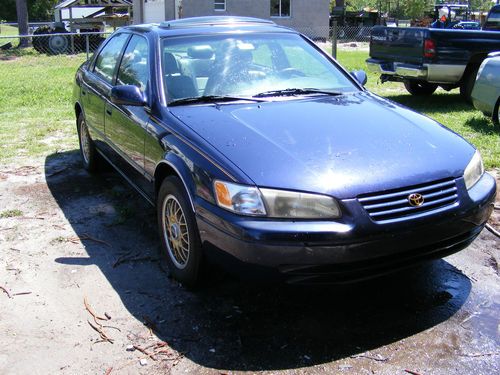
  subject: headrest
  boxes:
[187,45,214,59]
[164,52,179,74]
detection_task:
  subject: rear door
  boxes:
[370,26,427,65]
[81,33,130,144]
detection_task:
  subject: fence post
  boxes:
[331,20,337,60]
[86,34,90,61]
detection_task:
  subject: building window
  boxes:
[214,0,226,11]
[271,0,290,17]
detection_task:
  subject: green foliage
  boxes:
[335,0,495,18]
[0,0,59,22]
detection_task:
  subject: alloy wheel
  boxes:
[80,120,91,165]
[162,194,190,269]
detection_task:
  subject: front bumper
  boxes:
[196,173,496,283]
[366,58,466,84]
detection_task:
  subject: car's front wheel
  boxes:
[77,113,101,173]
[157,176,202,287]
[404,80,438,96]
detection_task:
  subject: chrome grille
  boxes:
[358,178,458,222]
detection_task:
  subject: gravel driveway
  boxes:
[1,151,499,374]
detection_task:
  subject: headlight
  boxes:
[214,181,341,219]
[214,181,266,216]
[464,150,484,190]
[260,188,341,219]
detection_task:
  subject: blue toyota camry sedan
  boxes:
[73,17,496,286]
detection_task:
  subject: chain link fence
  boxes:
[0,32,111,59]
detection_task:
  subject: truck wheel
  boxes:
[460,64,479,104]
[404,80,438,96]
[157,176,203,288]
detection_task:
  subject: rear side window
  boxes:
[117,35,149,92]
[94,33,129,84]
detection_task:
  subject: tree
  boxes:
[404,0,432,19]
[16,0,29,47]
[0,0,58,22]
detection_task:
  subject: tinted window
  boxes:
[117,35,149,92]
[94,33,129,84]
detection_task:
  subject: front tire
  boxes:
[77,113,100,173]
[404,80,438,96]
[157,176,202,287]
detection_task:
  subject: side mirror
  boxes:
[110,85,146,106]
[350,70,368,86]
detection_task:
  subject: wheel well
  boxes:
[494,97,500,123]
[154,163,180,198]
[75,103,82,124]
[461,55,486,82]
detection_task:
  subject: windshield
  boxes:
[161,33,358,103]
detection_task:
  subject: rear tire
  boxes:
[77,113,100,173]
[460,64,479,104]
[157,176,202,287]
[404,80,438,96]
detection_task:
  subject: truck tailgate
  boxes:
[370,26,427,64]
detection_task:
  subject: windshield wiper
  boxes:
[168,95,265,106]
[253,88,344,98]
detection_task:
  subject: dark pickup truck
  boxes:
[366,26,500,101]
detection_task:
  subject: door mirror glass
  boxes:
[110,85,146,106]
[350,70,368,86]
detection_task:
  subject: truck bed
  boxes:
[370,26,500,66]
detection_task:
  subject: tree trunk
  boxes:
[16,0,29,48]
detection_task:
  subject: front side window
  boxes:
[117,35,149,92]
[271,0,290,17]
[93,33,129,84]
[161,33,358,102]
[214,0,226,11]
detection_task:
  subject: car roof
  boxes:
[126,16,297,37]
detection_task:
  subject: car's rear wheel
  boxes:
[157,176,202,287]
[77,113,100,173]
[404,80,438,96]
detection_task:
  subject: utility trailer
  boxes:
[33,0,132,55]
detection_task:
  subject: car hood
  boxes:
[169,92,474,199]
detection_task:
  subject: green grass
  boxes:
[0,50,84,161]
[0,209,23,218]
[0,24,21,48]
[0,47,498,168]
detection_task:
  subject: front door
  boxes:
[105,35,152,196]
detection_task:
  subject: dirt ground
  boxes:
[1,151,499,375]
